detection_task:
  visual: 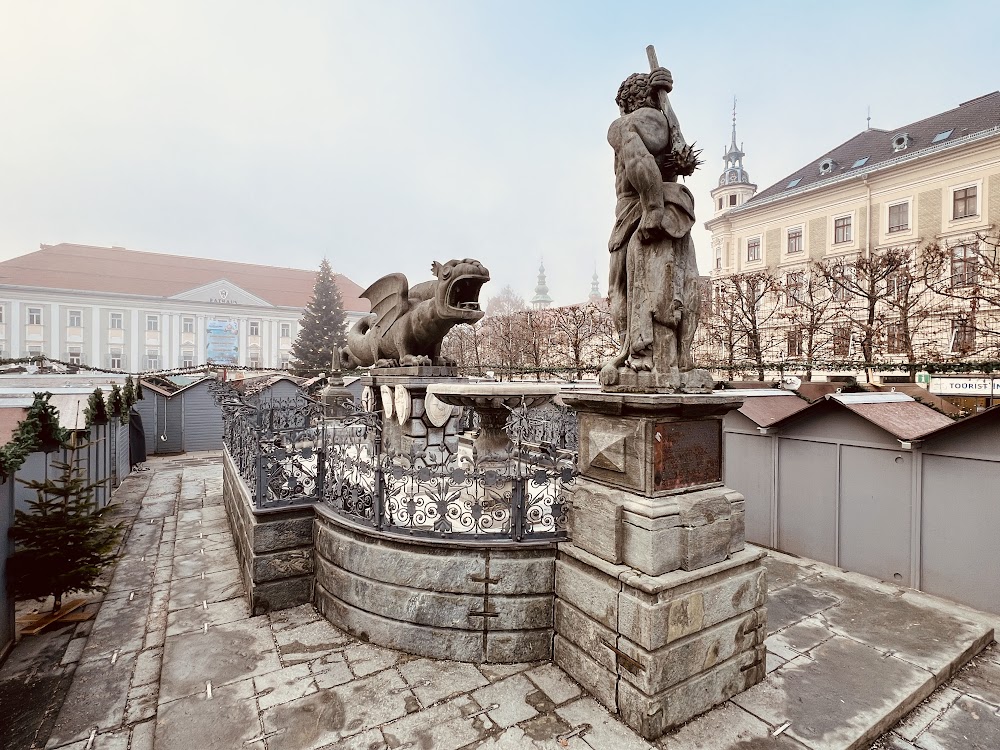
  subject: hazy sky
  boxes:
[3,1,1000,307]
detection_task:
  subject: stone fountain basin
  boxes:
[427,382,559,410]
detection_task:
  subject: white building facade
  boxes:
[0,244,368,372]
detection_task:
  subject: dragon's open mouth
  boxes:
[448,275,487,313]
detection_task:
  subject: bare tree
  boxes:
[778,265,838,381]
[919,233,1000,357]
[480,285,528,380]
[815,248,912,375]
[710,271,782,380]
[548,302,610,380]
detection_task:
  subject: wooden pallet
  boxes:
[16,598,92,635]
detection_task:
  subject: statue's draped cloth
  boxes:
[608,182,697,359]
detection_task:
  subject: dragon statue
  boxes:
[339,258,490,368]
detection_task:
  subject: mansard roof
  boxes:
[748,91,1000,205]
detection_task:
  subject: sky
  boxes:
[3,1,1000,308]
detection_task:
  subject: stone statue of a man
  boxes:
[600,66,712,393]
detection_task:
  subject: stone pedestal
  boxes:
[363,367,464,459]
[555,391,766,740]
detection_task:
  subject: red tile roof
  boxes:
[0,243,369,312]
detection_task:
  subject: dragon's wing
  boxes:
[361,273,410,333]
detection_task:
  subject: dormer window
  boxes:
[932,129,953,144]
[787,178,801,188]
[891,133,912,152]
[851,156,869,169]
[819,158,836,175]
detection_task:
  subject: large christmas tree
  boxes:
[290,258,348,375]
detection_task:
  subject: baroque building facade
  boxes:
[0,243,367,372]
[702,92,1000,391]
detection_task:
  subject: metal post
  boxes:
[255,407,266,509]
[512,476,525,542]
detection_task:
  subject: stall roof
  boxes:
[735,393,811,428]
[919,402,1000,442]
[765,392,955,441]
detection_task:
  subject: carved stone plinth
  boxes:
[555,391,766,739]
[362,369,465,458]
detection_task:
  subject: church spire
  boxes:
[589,266,602,302]
[530,259,553,309]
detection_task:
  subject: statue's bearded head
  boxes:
[616,73,655,115]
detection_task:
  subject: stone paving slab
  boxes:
[7,453,997,750]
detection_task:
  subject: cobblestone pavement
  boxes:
[4,453,998,750]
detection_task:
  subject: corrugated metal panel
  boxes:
[157,394,183,454]
[134,393,156,457]
[115,421,130,481]
[182,381,224,452]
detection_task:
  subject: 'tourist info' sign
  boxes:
[929,377,997,396]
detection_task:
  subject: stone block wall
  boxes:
[554,543,766,739]
[313,505,556,663]
[222,450,314,615]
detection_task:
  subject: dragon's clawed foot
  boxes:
[400,354,433,367]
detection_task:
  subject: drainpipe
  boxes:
[863,173,872,259]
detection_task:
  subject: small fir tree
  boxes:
[290,258,348,375]
[84,387,109,427]
[135,378,144,400]
[122,376,136,409]
[8,451,121,609]
[0,393,68,477]
[107,384,127,425]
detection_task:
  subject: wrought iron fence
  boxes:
[212,382,575,542]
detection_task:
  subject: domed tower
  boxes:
[530,260,553,309]
[710,99,757,217]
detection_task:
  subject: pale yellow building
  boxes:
[703,92,1000,387]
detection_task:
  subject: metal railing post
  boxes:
[512,474,525,542]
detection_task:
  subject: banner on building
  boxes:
[206,319,239,365]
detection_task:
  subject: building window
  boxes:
[714,246,722,270]
[787,227,803,254]
[951,244,979,287]
[109,349,123,369]
[787,328,803,357]
[182,317,195,333]
[0,307,4,325]
[887,322,905,354]
[785,271,804,306]
[886,270,911,299]
[249,321,260,337]
[109,312,123,329]
[145,350,160,370]
[729,194,737,207]
[68,309,82,328]
[67,346,82,365]
[249,353,261,368]
[951,319,975,354]
[833,327,851,357]
[831,264,854,302]
[146,315,159,332]
[280,323,291,338]
[27,307,42,325]
[833,216,852,244]
[279,354,290,369]
[953,186,977,219]
[181,350,195,368]
[27,345,42,357]
[747,238,761,262]
[718,197,723,210]
[888,202,909,233]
